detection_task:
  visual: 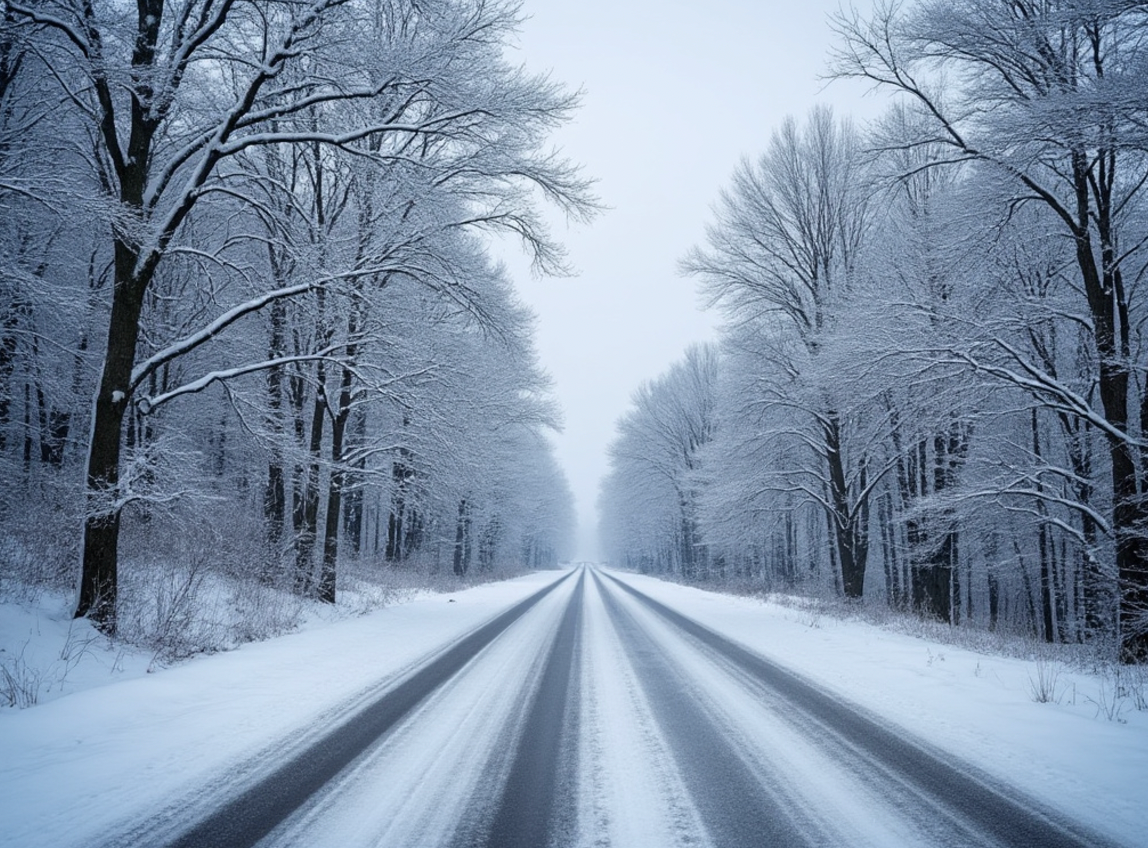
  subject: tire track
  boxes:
[467,568,585,848]
[574,573,709,848]
[146,569,577,848]
[593,569,819,848]
[599,569,1120,848]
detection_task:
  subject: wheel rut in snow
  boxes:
[463,568,584,848]
[593,569,816,848]
[599,570,1120,848]
[160,570,576,848]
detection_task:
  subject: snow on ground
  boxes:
[0,593,153,708]
[0,571,566,848]
[1,567,1146,847]
[611,571,1148,847]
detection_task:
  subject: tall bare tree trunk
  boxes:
[1071,156,1148,661]
[74,0,165,633]
[264,300,288,551]
[295,373,325,595]
[77,194,154,630]
[319,315,358,604]
[825,413,867,598]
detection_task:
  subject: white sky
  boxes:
[501,0,884,560]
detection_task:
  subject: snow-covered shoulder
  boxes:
[611,570,1148,847]
[0,571,567,848]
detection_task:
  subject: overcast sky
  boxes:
[500,1,883,560]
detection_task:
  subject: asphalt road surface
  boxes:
[124,566,1121,848]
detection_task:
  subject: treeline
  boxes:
[0,0,586,637]
[600,1,1148,663]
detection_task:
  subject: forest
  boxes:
[0,0,586,651]
[599,0,1148,663]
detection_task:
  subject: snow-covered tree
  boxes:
[683,107,878,599]
[832,0,1148,660]
[5,0,592,631]
[599,344,718,578]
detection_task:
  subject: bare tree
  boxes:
[600,344,718,578]
[9,0,593,630]
[683,107,877,599]
[833,0,1148,660]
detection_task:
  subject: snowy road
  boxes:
[83,565,1120,848]
[585,571,1113,848]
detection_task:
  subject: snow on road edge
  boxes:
[609,570,1147,847]
[2,566,1145,848]
[0,570,568,848]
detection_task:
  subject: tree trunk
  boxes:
[318,444,342,605]
[264,299,287,550]
[453,499,471,576]
[76,242,147,632]
[1097,299,1147,660]
[987,558,1000,632]
[1069,153,1148,662]
[341,409,366,555]
[1060,414,1107,640]
[294,376,325,595]
[319,327,358,604]
[69,0,169,632]
[386,453,413,563]
[825,414,865,598]
[0,298,17,453]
